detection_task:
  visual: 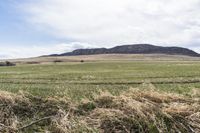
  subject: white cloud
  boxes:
[1,0,197,59]
[0,42,93,59]
[20,0,200,48]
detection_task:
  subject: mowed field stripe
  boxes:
[0,79,200,85]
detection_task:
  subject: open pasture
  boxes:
[0,60,200,101]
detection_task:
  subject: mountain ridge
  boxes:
[50,44,200,57]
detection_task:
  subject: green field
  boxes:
[1,61,200,101]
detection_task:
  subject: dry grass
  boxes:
[6,54,200,65]
[0,88,200,133]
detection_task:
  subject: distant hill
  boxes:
[50,44,200,57]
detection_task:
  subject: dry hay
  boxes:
[0,89,200,133]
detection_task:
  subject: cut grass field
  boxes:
[0,56,200,132]
[1,60,200,100]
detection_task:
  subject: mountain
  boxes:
[51,44,200,57]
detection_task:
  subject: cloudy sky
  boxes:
[0,0,200,59]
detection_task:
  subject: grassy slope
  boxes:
[7,54,200,63]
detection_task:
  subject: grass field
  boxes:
[1,57,200,132]
[0,60,200,101]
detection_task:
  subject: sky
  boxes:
[0,0,200,59]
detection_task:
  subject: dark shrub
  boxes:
[5,61,15,66]
[53,60,63,63]
[0,61,16,67]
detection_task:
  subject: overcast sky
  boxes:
[0,0,200,59]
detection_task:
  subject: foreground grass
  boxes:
[0,88,199,133]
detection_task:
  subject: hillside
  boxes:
[52,44,200,57]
